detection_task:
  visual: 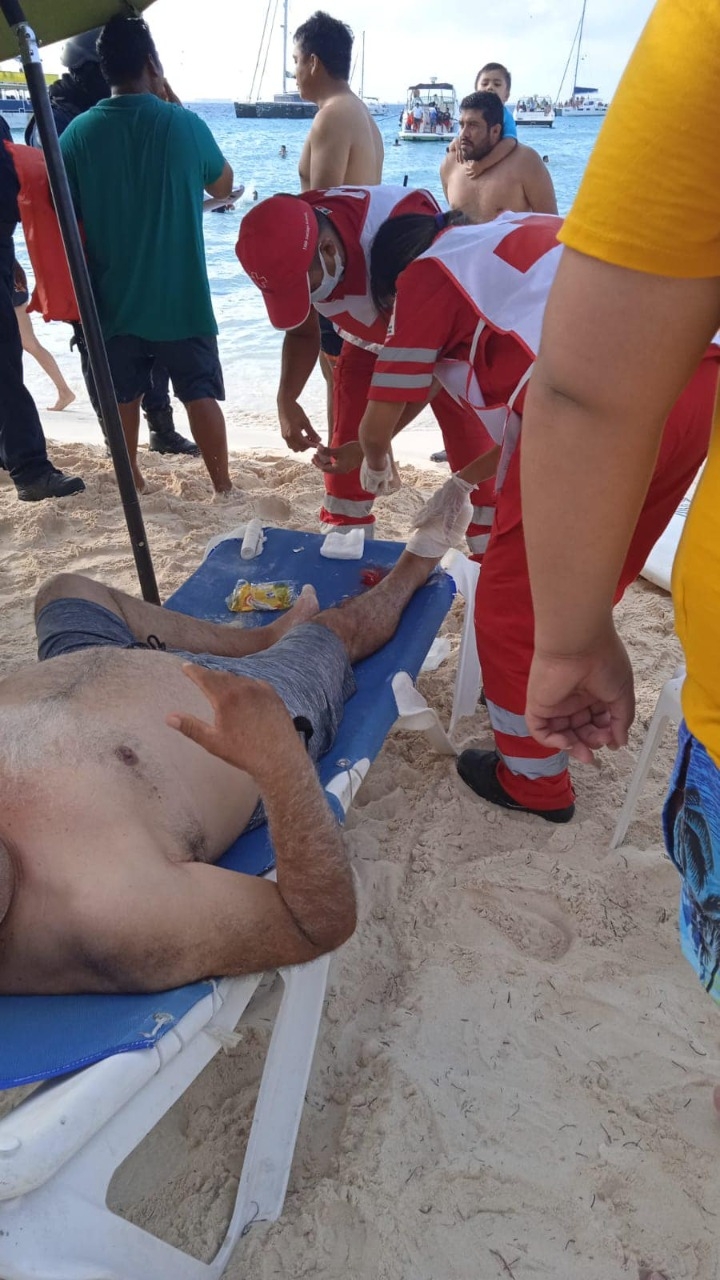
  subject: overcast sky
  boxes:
[3,0,656,103]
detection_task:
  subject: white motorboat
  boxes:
[513,95,555,128]
[398,78,458,142]
[0,69,56,132]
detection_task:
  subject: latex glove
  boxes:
[407,474,474,558]
[360,453,401,496]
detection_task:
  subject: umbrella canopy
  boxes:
[0,0,158,61]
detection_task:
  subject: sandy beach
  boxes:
[1,367,719,1279]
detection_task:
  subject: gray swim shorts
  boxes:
[36,599,357,827]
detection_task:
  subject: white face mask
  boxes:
[310,248,344,303]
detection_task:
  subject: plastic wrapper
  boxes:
[226,580,297,613]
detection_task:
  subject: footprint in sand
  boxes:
[465,885,574,961]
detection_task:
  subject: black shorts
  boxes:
[105,333,225,405]
[12,288,29,308]
[319,314,343,359]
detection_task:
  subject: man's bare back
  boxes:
[0,547,438,996]
[299,89,383,191]
[442,141,558,223]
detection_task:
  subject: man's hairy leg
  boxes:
[34,572,319,658]
[312,549,440,663]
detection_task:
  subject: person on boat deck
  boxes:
[0,530,449,995]
[314,207,720,822]
[518,0,720,1024]
[25,26,198,458]
[442,92,557,224]
[236,189,496,554]
[294,11,384,437]
[59,14,234,495]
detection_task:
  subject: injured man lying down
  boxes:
[0,488,467,996]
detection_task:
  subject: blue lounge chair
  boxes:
[0,528,475,1280]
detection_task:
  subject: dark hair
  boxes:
[294,11,353,80]
[97,14,159,85]
[475,62,512,93]
[459,91,504,128]
[370,210,468,313]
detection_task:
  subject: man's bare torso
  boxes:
[299,91,384,189]
[443,143,544,223]
[0,649,259,993]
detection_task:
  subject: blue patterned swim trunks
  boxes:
[663,721,720,1001]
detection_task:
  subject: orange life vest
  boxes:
[4,140,80,323]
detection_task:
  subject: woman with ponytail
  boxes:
[314,207,717,824]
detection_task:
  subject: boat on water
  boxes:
[234,0,317,120]
[398,79,457,142]
[513,95,555,128]
[355,33,388,117]
[363,96,388,117]
[0,69,57,131]
[554,0,610,117]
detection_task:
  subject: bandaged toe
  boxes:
[412,474,474,545]
[406,524,452,558]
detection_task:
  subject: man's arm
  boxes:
[521,248,720,758]
[205,160,233,199]
[520,148,558,213]
[306,107,351,189]
[78,669,356,992]
[277,309,323,450]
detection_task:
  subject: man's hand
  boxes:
[524,626,636,764]
[162,79,183,106]
[278,400,321,452]
[167,664,297,779]
[13,260,27,294]
[312,441,363,474]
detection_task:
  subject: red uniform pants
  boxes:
[476,357,719,811]
[320,343,495,556]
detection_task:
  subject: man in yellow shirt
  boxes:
[519,0,720,1008]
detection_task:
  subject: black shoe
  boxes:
[456,748,575,823]
[16,468,86,503]
[148,428,200,457]
[430,449,449,463]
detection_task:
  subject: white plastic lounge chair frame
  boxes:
[610,667,684,850]
[0,552,479,1280]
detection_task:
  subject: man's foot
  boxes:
[456,749,575,823]
[267,584,320,640]
[430,449,449,463]
[15,468,85,503]
[148,428,200,457]
[47,388,76,412]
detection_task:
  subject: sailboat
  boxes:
[358,32,387,117]
[554,0,610,117]
[234,0,317,120]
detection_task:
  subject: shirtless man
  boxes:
[0,539,442,994]
[441,91,557,223]
[294,10,384,433]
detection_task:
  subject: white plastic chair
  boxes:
[441,549,481,735]
[610,667,684,849]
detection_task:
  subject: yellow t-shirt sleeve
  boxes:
[560,0,720,279]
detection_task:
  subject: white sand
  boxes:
[1,364,719,1279]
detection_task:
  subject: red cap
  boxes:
[236,195,319,330]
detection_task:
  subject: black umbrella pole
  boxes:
[1,8,160,604]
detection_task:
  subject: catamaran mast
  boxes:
[573,0,587,92]
[281,0,288,96]
[360,31,365,100]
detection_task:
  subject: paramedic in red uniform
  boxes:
[236,187,496,555]
[323,208,719,822]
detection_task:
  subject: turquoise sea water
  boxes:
[11,105,603,415]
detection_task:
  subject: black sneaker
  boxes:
[456,748,575,823]
[148,429,200,457]
[430,449,449,463]
[16,469,86,503]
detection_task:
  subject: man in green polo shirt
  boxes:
[60,15,234,495]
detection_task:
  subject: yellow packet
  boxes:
[226,580,296,613]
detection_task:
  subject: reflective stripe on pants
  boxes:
[476,357,717,812]
[320,342,379,528]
